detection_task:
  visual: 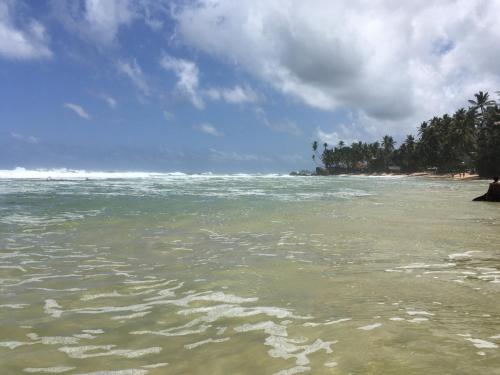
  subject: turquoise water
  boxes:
[0,173,499,374]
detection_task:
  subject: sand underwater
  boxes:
[0,172,499,374]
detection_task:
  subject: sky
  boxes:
[1,0,500,173]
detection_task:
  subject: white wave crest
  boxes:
[0,168,290,180]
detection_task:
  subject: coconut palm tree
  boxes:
[381,135,396,170]
[312,141,318,161]
[312,141,325,165]
[382,135,395,153]
[399,135,417,171]
[469,91,496,128]
[452,108,476,161]
[307,89,500,177]
[468,91,495,114]
[405,134,415,149]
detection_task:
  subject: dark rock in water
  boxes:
[473,194,500,202]
[473,182,500,202]
[315,167,329,176]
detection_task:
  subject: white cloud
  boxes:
[10,132,39,144]
[52,0,135,46]
[196,123,223,136]
[160,54,260,109]
[255,108,302,136]
[0,1,52,60]
[266,121,302,136]
[172,0,500,138]
[209,148,272,162]
[100,94,117,109]
[163,110,174,120]
[315,129,343,147]
[63,102,91,119]
[315,121,371,147]
[160,54,204,109]
[206,85,258,104]
[141,1,168,31]
[84,0,134,44]
[117,59,150,95]
[52,0,169,45]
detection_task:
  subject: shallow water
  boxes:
[0,174,499,374]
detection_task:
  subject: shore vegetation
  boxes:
[312,91,500,177]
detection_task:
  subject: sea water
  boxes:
[0,170,499,374]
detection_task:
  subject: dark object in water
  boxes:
[473,194,500,202]
[315,167,330,176]
[473,177,500,202]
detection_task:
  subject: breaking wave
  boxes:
[0,168,289,180]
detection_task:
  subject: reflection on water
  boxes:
[0,175,499,374]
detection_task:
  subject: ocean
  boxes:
[0,169,499,374]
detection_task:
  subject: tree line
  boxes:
[312,91,500,177]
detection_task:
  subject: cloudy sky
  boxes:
[1,0,499,172]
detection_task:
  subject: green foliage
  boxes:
[476,106,500,176]
[312,91,500,176]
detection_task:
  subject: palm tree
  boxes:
[405,134,415,149]
[381,135,395,170]
[417,121,428,138]
[468,91,495,114]
[307,89,500,177]
[381,135,395,153]
[469,91,496,128]
[399,135,417,171]
[321,148,335,170]
[312,141,318,161]
[452,108,476,161]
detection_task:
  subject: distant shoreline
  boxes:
[291,171,483,181]
[347,172,481,181]
[407,172,481,181]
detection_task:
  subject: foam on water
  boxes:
[0,341,33,349]
[184,337,230,350]
[357,323,382,331]
[407,317,429,323]
[324,361,338,367]
[235,321,335,369]
[74,370,148,375]
[44,299,63,318]
[1,172,499,373]
[406,310,434,316]
[448,251,481,261]
[465,338,498,349]
[0,168,292,181]
[0,303,29,309]
[58,345,161,359]
[303,318,351,327]
[27,333,80,345]
[141,363,168,369]
[23,367,75,373]
[273,366,311,375]
[0,168,175,180]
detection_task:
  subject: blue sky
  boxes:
[1,0,500,172]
